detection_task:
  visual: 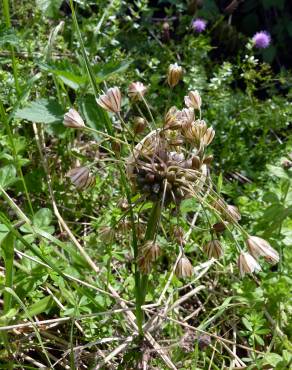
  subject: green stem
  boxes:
[3,0,20,97]
[139,201,162,320]
[0,102,34,215]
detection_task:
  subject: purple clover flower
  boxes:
[192,18,207,33]
[252,31,271,49]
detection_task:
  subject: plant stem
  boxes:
[139,201,162,325]
[3,0,20,97]
[0,102,34,216]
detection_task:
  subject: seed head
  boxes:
[238,252,261,277]
[66,167,95,190]
[247,236,279,264]
[175,256,193,278]
[167,63,183,88]
[128,82,147,101]
[203,239,223,259]
[64,108,85,129]
[184,90,202,110]
[96,87,121,113]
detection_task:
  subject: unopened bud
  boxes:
[133,117,147,134]
[203,240,223,259]
[67,167,95,190]
[184,90,202,109]
[96,87,121,113]
[175,256,193,278]
[128,82,147,101]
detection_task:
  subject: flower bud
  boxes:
[203,240,223,259]
[96,87,121,113]
[133,117,147,134]
[184,90,202,110]
[247,236,279,264]
[64,108,85,129]
[191,155,201,169]
[128,82,147,101]
[175,256,193,278]
[66,167,95,190]
[167,63,183,87]
[192,120,207,140]
[238,252,261,277]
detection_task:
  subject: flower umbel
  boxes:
[96,87,121,113]
[252,31,271,49]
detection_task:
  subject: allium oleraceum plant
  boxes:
[63,65,279,332]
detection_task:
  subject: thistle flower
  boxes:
[138,240,160,274]
[175,256,193,278]
[184,90,202,110]
[128,82,147,101]
[167,63,183,88]
[96,87,121,113]
[238,252,261,277]
[247,236,279,264]
[192,19,207,33]
[252,31,271,49]
[67,167,95,190]
[63,108,85,129]
[203,240,223,259]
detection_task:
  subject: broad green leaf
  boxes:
[263,353,283,367]
[15,99,65,124]
[94,60,132,83]
[79,95,107,134]
[25,295,55,317]
[0,165,17,189]
[0,28,19,47]
[267,165,290,180]
[33,208,54,234]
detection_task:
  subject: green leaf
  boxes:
[25,295,55,317]
[33,208,54,234]
[94,60,132,83]
[263,353,283,367]
[79,95,108,134]
[242,317,253,331]
[0,28,20,47]
[1,232,15,314]
[36,0,63,17]
[0,165,17,189]
[267,165,290,180]
[15,98,65,124]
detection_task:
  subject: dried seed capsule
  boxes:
[192,156,201,169]
[175,256,193,278]
[133,117,147,134]
[99,226,114,244]
[138,240,161,274]
[203,155,213,165]
[184,90,202,110]
[96,87,121,113]
[128,82,147,101]
[167,63,183,88]
[238,252,261,277]
[166,171,176,183]
[63,108,85,129]
[212,222,228,233]
[225,205,241,223]
[203,240,223,259]
[246,236,279,264]
[67,167,95,190]
[202,127,215,146]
